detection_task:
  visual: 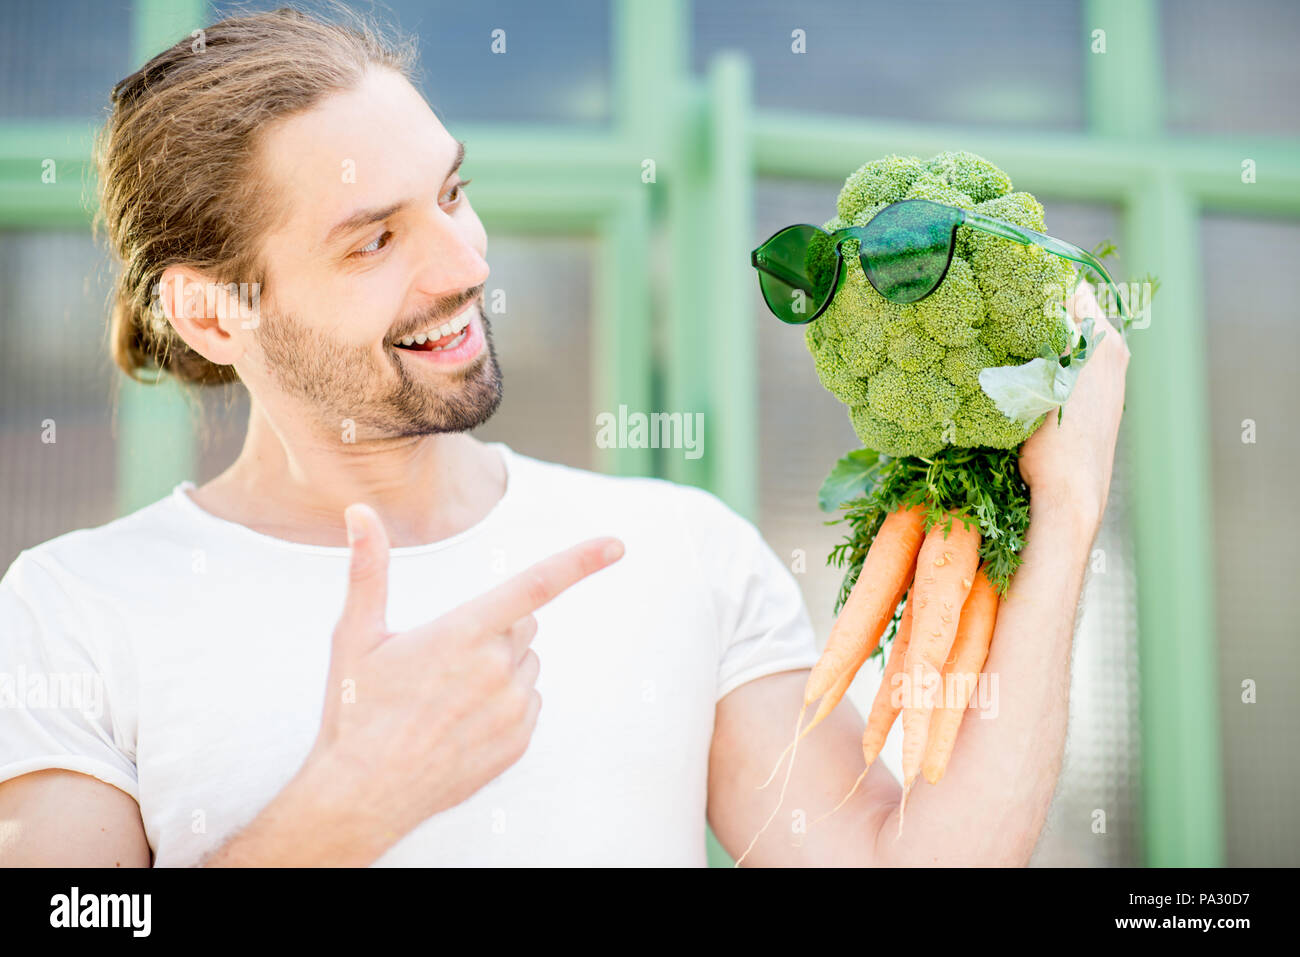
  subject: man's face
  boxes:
[245,67,501,438]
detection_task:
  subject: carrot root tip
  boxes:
[736,702,808,866]
[897,782,912,839]
[811,766,869,829]
[756,702,808,791]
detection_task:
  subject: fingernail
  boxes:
[344,505,366,546]
[603,540,624,562]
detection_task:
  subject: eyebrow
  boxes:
[323,140,466,247]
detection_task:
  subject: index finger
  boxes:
[463,537,625,633]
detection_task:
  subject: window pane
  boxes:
[695,0,1086,130]
[209,0,613,126]
[1162,0,1300,135]
[469,236,597,471]
[0,0,135,118]
[0,231,118,571]
[1201,214,1300,866]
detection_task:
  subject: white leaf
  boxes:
[979,357,1081,426]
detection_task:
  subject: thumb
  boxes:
[336,503,391,647]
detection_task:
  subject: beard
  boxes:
[254,292,503,439]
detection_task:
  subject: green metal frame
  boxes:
[4,0,1298,868]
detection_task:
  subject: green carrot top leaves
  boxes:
[817,447,883,513]
[822,445,1031,653]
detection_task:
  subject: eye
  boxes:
[352,230,393,258]
[443,178,472,206]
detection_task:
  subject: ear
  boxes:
[154,266,261,366]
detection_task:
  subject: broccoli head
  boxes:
[806,151,1077,457]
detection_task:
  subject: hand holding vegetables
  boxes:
[739,151,1143,863]
[1017,283,1131,519]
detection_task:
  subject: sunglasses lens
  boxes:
[754,225,839,323]
[858,202,964,303]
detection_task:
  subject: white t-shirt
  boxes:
[0,442,820,866]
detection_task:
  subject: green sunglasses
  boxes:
[751,198,1131,333]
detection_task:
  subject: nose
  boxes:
[412,210,490,304]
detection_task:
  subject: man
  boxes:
[0,8,1128,867]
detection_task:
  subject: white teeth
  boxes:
[429,329,468,352]
[397,308,473,348]
[428,311,471,340]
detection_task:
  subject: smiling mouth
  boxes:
[394,327,470,352]
[391,300,475,352]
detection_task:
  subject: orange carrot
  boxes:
[861,595,915,769]
[898,512,981,824]
[921,563,999,785]
[782,564,915,762]
[803,504,926,705]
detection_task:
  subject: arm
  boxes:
[0,770,151,867]
[708,669,891,866]
[197,749,398,867]
[0,762,386,868]
[871,497,1098,865]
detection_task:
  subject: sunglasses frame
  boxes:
[751,198,1131,334]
